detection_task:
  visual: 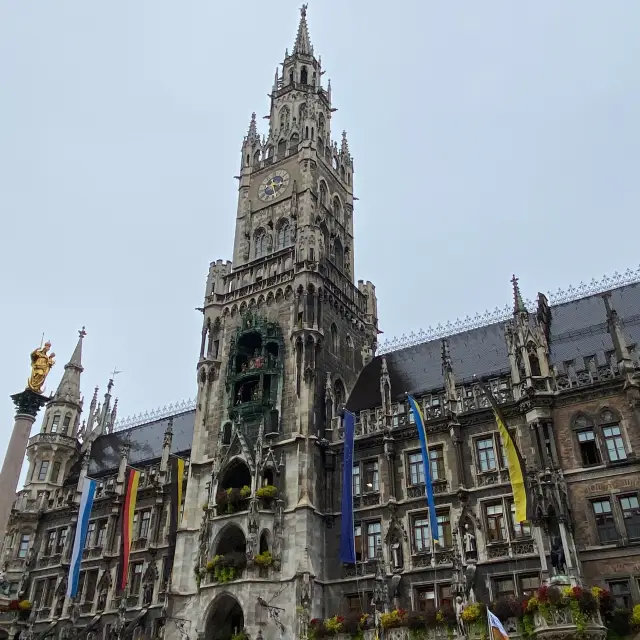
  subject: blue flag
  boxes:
[340,410,356,564]
[407,395,439,544]
[67,478,96,598]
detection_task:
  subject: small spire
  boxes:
[511,274,527,314]
[54,328,86,403]
[293,4,313,55]
[340,130,350,157]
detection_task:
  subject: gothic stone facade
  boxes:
[4,7,640,640]
[319,281,640,620]
[167,8,378,640]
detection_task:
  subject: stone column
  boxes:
[0,389,48,547]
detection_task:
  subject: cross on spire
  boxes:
[79,326,87,339]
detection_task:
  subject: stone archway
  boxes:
[205,593,245,640]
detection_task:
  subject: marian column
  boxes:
[0,343,54,547]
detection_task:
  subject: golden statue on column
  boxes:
[27,341,56,393]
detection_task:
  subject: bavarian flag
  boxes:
[117,467,140,590]
[481,382,530,524]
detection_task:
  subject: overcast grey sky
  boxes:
[1,1,639,476]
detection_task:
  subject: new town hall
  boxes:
[2,7,640,640]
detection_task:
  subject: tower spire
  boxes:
[511,275,527,314]
[293,4,313,56]
[53,327,86,404]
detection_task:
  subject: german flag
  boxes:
[117,467,140,590]
[480,382,531,524]
[169,456,185,537]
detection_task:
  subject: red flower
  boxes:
[571,586,584,599]
[336,616,345,623]
[310,618,321,626]
[537,585,549,603]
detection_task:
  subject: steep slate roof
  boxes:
[87,409,195,476]
[347,282,640,413]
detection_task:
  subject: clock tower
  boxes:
[168,6,378,638]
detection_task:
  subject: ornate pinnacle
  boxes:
[247,112,257,139]
[511,274,527,314]
[293,4,312,55]
[79,326,87,339]
[340,130,350,157]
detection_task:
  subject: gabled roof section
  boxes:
[87,409,195,476]
[347,279,640,413]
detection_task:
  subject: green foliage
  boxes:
[254,551,273,567]
[256,485,278,499]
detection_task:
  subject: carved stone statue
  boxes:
[0,570,10,597]
[27,341,56,393]
[463,523,476,555]
[455,596,466,638]
[550,536,567,574]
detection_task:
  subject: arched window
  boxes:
[279,106,290,131]
[253,150,261,165]
[305,126,309,139]
[62,414,72,434]
[346,336,355,369]
[222,423,232,445]
[331,324,338,354]
[51,414,60,434]
[319,182,327,207]
[340,165,346,181]
[255,231,267,258]
[266,146,274,159]
[277,221,290,249]
[334,379,346,409]
[290,132,299,147]
[332,196,342,222]
[277,139,286,157]
[318,113,325,138]
[301,66,308,85]
[298,103,307,123]
[289,69,294,85]
[334,238,344,272]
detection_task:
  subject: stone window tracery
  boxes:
[276,220,291,249]
[254,230,267,259]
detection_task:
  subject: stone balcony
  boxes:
[531,609,606,640]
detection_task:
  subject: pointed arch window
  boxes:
[334,238,344,272]
[319,182,327,208]
[333,196,342,223]
[255,231,268,259]
[346,336,355,369]
[301,66,308,85]
[318,113,325,138]
[331,324,338,355]
[279,106,290,132]
[290,132,299,147]
[277,139,286,157]
[253,150,261,166]
[299,103,307,124]
[334,379,346,409]
[62,414,72,434]
[277,221,291,249]
[50,414,60,434]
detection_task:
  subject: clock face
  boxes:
[258,170,291,202]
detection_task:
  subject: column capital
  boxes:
[11,388,49,418]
